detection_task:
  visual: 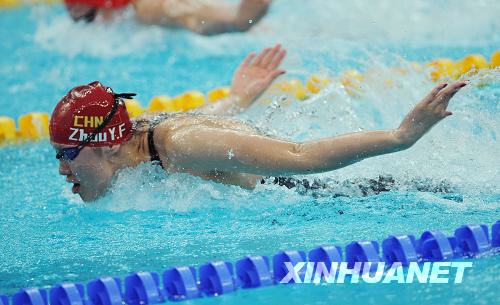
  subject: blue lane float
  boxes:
[162,267,199,300]
[416,230,455,261]
[382,235,418,266]
[346,240,381,273]
[492,221,500,247]
[87,278,122,305]
[308,245,343,266]
[454,224,490,255]
[124,272,163,305]
[199,261,236,296]
[1,295,8,305]
[13,289,47,305]
[272,250,307,283]
[235,256,273,288]
[2,221,498,304]
[49,283,86,305]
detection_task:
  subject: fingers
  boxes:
[253,47,271,66]
[265,69,286,83]
[269,49,286,70]
[253,44,285,69]
[423,83,447,104]
[431,81,466,107]
[242,52,256,66]
[444,81,466,101]
[431,80,467,114]
[260,44,281,67]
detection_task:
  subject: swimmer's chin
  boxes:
[77,187,109,202]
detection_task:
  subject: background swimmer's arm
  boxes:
[198,44,286,116]
[134,0,234,31]
[135,0,271,35]
[167,82,466,176]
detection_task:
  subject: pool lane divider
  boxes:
[1,221,499,303]
[1,50,499,147]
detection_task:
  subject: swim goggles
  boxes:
[55,92,136,161]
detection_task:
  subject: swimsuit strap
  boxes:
[148,126,163,168]
[146,112,175,168]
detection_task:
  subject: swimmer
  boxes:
[50,44,468,202]
[64,0,272,35]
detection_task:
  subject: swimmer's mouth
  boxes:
[64,176,81,194]
[72,183,81,194]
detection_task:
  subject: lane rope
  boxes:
[1,221,499,302]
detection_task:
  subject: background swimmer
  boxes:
[64,0,272,35]
[49,45,468,202]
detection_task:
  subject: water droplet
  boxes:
[227,148,234,159]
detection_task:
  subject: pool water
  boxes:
[0,1,499,304]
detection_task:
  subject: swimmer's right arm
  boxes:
[198,44,286,116]
[165,81,467,176]
[134,0,270,35]
[134,0,234,31]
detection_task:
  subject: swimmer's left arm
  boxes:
[166,127,404,176]
[168,81,467,176]
[197,44,286,116]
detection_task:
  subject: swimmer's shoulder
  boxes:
[133,0,196,25]
[142,111,205,139]
[133,0,169,24]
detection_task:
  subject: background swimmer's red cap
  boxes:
[63,0,132,9]
[50,81,133,147]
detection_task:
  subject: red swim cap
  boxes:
[50,81,133,147]
[63,0,132,9]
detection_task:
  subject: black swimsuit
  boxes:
[146,113,173,168]
[260,175,460,201]
[148,126,163,168]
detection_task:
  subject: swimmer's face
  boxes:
[66,4,98,22]
[52,143,115,202]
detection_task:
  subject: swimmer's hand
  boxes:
[230,44,286,106]
[196,44,285,116]
[396,81,467,147]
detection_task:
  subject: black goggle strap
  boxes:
[113,93,137,100]
[81,91,137,145]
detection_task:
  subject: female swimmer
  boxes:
[49,45,467,201]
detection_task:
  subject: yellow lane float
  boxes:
[490,50,500,68]
[458,54,489,75]
[306,75,331,94]
[208,87,230,103]
[339,69,364,96]
[274,79,308,100]
[173,91,205,111]
[427,58,458,81]
[18,112,49,140]
[0,0,20,9]
[148,96,179,112]
[124,99,144,118]
[0,0,61,8]
[0,117,17,143]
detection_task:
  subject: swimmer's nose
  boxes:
[59,161,71,176]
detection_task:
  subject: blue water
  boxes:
[0,1,499,304]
